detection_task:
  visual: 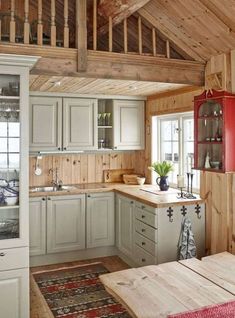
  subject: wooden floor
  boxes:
[30,255,129,318]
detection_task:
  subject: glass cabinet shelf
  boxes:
[0,96,20,100]
[0,205,20,210]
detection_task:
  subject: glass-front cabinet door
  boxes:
[0,66,30,249]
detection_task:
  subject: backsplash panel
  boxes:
[29,151,145,187]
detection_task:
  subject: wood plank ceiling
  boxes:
[29,75,188,96]
[138,0,235,62]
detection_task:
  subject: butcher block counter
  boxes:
[29,183,203,208]
[100,252,235,318]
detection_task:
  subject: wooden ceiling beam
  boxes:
[97,0,151,36]
[0,44,205,86]
[138,7,206,62]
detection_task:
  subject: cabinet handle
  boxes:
[141,205,145,209]
[141,215,145,219]
[130,201,134,204]
[42,198,46,201]
[58,147,61,151]
[141,258,146,262]
[63,147,67,150]
[87,194,91,198]
[141,242,146,246]
[47,197,51,200]
[0,252,5,257]
[141,228,145,232]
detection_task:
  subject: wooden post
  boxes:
[109,16,112,52]
[152,27,156,57]
[124,18,128,53]
[138,16,142,55]
[10,0,15,43]
[64,0,69,48]
[93,0,97,51]
[24,0,30,44]
[76,0,87,71]
[166,40,170,58]
[51,0,56,47]
[37,0,43,46]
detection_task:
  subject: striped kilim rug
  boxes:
[33,262,131,318]
[168,300,235,318]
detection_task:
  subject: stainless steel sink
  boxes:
[29,185,77,193]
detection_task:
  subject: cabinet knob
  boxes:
[141,228,145,232]
[130,201,134,204]
[58,147,61,151]
[87,194,91,198]
[141,258,146,262]
[0,252,5,257]
[141,205,145,209]
[47,197,51,200]
[42,198,46,201]
[141,215,145,219]
[141,242,146,246]
[63,147,67,151]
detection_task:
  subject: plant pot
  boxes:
[156,176,169,191]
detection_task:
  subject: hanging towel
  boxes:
[178,217,197,260]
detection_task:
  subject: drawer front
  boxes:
[135,201,157,215]
[0,247,29,271]
[135,244,156,266]
[135,206,157,228]
[135,219,157,242]
[134,231,157,256]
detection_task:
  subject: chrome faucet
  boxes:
[49,168,63,191]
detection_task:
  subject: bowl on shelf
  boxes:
[210,161,220,169]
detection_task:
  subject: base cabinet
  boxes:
[116,194,205,266]
[47,195,86,253]
[86,192,115,248]
[116,195,135,259]
[0,268,29,318]
[29,197,46,256]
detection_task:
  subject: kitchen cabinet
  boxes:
[116,194,205,266]
[29,97,62,152]
[194,89,235,172]
[86,192,115,248]
[47,195,85,253]
[116,195,135,259]
[29,197,46,256]
[113,100,145,150]
[29,96,97,152]
[0,268,29,318]
[63,98,97,151]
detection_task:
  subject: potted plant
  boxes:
[148,161,174,191]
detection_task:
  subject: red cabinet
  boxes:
[194,90,235,172]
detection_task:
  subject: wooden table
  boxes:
[100,253,235,318]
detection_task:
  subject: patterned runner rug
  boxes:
[33,262,131,318]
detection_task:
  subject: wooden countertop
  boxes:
[29,183,203,208]
[100,253,235,318]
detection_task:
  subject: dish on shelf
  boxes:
[0,218,19,235]
[210,161,220,169]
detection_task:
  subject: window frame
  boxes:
[152,111,200,192]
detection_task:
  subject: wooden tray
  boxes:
[103,169,135,183]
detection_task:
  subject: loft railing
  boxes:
[0,0,175,59]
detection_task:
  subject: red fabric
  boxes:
[168,300,235,318]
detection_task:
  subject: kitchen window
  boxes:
[152,112,200,191]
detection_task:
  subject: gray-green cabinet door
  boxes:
[29,96,62,151]
[86,192,115,248]
[29,197,46,256]
[116,195,134,259]
[113,100,145,150]
[63,98,98,150]
[47,195,85,253]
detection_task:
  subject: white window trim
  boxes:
[151,111,200,193]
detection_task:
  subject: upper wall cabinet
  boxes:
[63,98,97,151]
[30,97,62,152]
[113,100,145,150]
[29,97,97,152]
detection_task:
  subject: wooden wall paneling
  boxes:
[71,154,81,184]
[95,154,104,183]
[87,154,96,183]
[29,156,53,187]
[80,154,88,183]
